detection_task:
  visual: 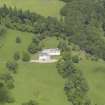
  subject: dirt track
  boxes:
[30,59,58,63]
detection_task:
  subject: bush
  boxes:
[72,55,79,63]
[22,100,38,105]
[13,52,20,61]
[28,43,41,54]
[22,52,30,62]
[0,73,14,89]
[0,82,14,104]
[58,40,68,52]
[16,36,21,44]
[6,61,18,73]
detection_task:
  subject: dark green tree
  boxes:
[13,52,20,61]
[22,100,38,105]
[0,82,14,104]
[0,73,14,89]
[16,36,21,44]
[72,55,79,63]
[28,43,41,54]
[22,52,30,62]
[6,61,18,73]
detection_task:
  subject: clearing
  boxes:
[0,29,69,105]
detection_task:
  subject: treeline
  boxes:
[0,25,6,39]
[60,0,105,60]
[0,72,15,104]
[0,4,64,36]
[56,47,91,105]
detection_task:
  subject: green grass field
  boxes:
[78,59,105,105]
[0,29,69,105]
[0,29,33,61]
[0,0,64,17]
[0,29,105,105]
[9,63,69,105]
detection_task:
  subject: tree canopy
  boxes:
[60,0,105,60]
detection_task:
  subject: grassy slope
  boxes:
[78,59,105,105]
[0,29,69,105]
[0,29,33,61]
[0,0,64,17]
[11,63,68,105]
[0,1,104,104]
[1,29,105,105]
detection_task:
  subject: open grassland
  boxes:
[78,59,105,105]
[9,63,69,105]
[0,29,69,105]
[0,29,33,61]
[0,29,105,105]
[0,0,64,17]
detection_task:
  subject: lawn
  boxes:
[0,0,64,17]
[0,29,69,105]
[8,63,69,105]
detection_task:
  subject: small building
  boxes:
[38,48,60,62]
[38,53,51,61]
[42,48,60,56]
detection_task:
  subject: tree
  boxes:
[58,40,69,52]
[22,100,38,105]
[13,52,20,60]
[6,61,18,73]
[16,36,21,44]
[28,42,41,54]
[60,0,105,60]
[0,73,14,89]
[0,25,6,38]
[56,47,90,105]
[72,55,79,63]
[57,59,76,78]
[22,52,30,62]
[32,36,40,44]
[0,82,14,104]
[28,36,42,54]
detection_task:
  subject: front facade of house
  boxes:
[39,53,51,61]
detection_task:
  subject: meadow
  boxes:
[0,29,69,105]
[0,0,64,17]
[78,59,105,105]
[0,29,105,105]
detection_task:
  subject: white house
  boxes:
[38,48,60,62]
[38,53,51,61]
[41,48,60,56]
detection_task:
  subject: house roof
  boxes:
[39,52,50,56]
[42,48,60,53]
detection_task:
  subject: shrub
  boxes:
[6,61,18,73]
[16,36,21,44]
[72,55,79,63]
[22,100,38,105]
[13,52,20,61]
[22,52,30,62]
[28,43,41,54]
